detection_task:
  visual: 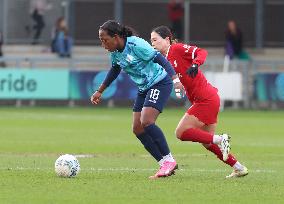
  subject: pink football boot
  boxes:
[149,161,178,179]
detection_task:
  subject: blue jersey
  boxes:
[110,36,167,91]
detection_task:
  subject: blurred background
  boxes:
[0,0,284,109]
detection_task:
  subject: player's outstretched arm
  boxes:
[90,65,121,105]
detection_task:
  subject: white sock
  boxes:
[158,158,164,166]
[213,135,222,144]
[163,153,175,162]
[233,161,244,171]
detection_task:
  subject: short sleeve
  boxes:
[132,37,158,61]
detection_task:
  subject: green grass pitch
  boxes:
[0,107,283,203]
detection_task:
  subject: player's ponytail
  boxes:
[122,26,135,38]
[152,25,177,44]
[100,20,137,39]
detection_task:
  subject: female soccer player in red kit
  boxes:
[151,26,248,178]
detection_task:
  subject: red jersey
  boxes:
[166,43,218,102]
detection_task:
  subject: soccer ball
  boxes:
[55,154,80,177]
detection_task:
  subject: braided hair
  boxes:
[100,20,136,39]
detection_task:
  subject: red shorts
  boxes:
[187,93,220,125]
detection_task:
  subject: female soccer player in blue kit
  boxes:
[91,20,184,178]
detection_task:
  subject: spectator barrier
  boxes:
[0,69,182,101]
[1,57,284,108]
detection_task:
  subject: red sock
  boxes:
[180,128,213,144]
[206,144,237,167]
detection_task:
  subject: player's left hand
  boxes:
[91,91,102,105]
[186,64,199,78]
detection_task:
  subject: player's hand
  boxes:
[186,64,199,78]
[174,82,185,99]
[173,78,185,99]
[91,91,102,105]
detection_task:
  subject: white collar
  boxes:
[165,45,171,58]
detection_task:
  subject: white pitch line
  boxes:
[87,168,276,173]
[0,167,276,173]
[1,153,283,158]
[74,154,209,158]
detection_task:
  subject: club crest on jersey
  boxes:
[126,54,134,63]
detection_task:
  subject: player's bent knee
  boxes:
[175,127,183,140]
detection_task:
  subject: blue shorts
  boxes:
[133,75,173,113]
